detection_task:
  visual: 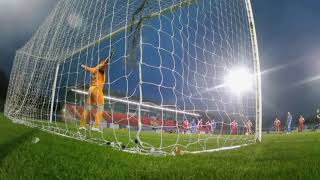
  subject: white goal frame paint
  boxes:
[245,0,262,142]
[5,0,262,155]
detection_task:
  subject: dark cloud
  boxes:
[0,0,57,78]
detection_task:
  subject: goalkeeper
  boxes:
[79,49,114,132]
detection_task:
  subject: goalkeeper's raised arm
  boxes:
[96,48,115,70]
[81,64,95,72]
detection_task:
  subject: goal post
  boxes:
[49,63,60,123]
[245,0,262,142]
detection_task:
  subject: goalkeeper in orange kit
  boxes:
[79,49,114,132]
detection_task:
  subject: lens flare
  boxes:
[225,66,253,94]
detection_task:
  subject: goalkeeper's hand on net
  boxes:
[109,47,115,58]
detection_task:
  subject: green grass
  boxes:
[26,117,255,153]
[1,113,320,179]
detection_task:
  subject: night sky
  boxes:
[1,0,320,122]
[254,0,320,119]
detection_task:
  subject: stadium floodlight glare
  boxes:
[225,66,253,95]
[71,89,200,117]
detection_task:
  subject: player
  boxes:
[245,119,253,135]
[182,119,189,134]
[230,120,238,135]
[298,115,305,132]
[316,109,320,129]
[205,120,211,134]
[191,119,196,134]
[79,49,114,132]
[197,119,203,134]
[287,112,292,134]
[274,117,281,134]
[210,119,216,134]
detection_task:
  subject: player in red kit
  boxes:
[197,119,203,134]
[182,119,189,134]
[298,115,305,132]
[205,120,211,134]
[274,117,281,134]
[245,119,253,135]
[230,120,238,135]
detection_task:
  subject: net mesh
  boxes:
[5,0,261,155]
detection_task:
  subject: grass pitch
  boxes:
[1,113,320,179]
[25,117,255,154]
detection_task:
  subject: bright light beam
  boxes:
[71,89,200,117]
[287,74,320,89]
[224,66,253,95]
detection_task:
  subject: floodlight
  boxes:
[225,66,253,94]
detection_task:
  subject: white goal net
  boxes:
[5,0,261,155]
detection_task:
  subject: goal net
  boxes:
[5,0,261,155]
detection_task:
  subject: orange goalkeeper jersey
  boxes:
[83,65,106,89]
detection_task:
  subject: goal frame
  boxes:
[245,0,262,142]
[48,0,262,144]
[6,0,262,153]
